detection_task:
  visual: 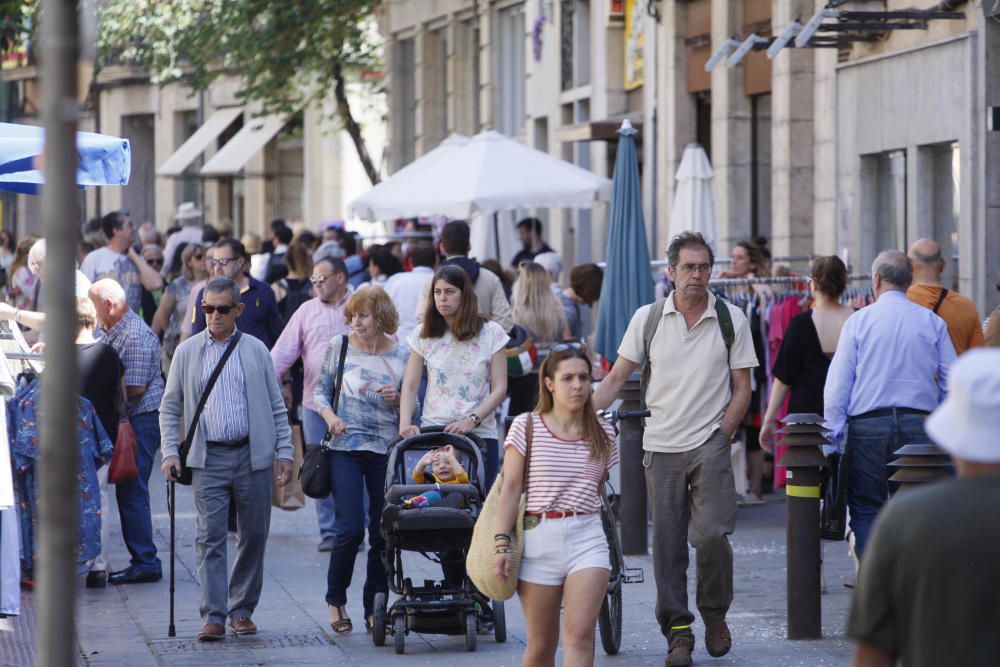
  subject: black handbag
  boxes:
[176,332,242,485]
[300,335,348,499]
[820,451,848,541]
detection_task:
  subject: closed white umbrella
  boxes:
[668,143,716,249]
[348,130,611,222]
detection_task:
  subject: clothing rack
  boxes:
[708,274,871,288]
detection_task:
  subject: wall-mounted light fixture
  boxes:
[705,37,742,71]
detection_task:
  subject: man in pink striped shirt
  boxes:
[271,256,351,551]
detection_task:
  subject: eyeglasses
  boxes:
[310,274,333,285]
[207,257,238,267]
[201,304,237,315]
[679,263,712,275]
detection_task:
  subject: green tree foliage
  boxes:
[0,1,33,55]
[98,0,383,183]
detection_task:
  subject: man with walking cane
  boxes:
[159,277,293,641]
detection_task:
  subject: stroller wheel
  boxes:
[393,614,406,654]
[372,593,387,647]
[464,612,477,652]
[492,600,506,643]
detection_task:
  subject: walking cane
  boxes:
[168,466,177,637]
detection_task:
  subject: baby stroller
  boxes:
[372,426,506,654]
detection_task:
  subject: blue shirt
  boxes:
[823,290,956,447]
[199,328,249,442]
[191,276,284,348]
[100,309,164,416]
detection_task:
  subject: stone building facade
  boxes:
[381,0,999,313]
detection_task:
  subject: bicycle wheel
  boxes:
[598,583,623,655]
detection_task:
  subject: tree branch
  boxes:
[333,63,380,186]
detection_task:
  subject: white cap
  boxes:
[925,348,1000,463]
[533,251,563,282]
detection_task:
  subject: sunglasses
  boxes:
[207,257,238,267]
[201,304,237,315]
[147,258,164,267]
[192,254,204,260]
[551,341,587,354]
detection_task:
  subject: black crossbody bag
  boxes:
[176,332,242,485]
[300,335,348,499]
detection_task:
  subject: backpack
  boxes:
[638,295,734,412]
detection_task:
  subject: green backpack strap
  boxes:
[714,295,734,365]
[639,299,667,411]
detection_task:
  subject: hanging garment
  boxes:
[0,507,19,615]
[10,378,113,577]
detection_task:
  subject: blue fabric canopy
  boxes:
[594,122,655,364]
[0,122,131,195]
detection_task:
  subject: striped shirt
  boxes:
[504,412,618,513]
[199,328,249,442]
[99,309,164,416]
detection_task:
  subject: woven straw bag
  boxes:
[466,415,534,601]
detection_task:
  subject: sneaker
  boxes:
[667,636,694,666]
[705,621,732,658]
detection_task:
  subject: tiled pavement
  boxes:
[7,479,857,666]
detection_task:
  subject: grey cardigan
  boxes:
[160,329,292,471]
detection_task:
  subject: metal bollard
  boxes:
[618,375,648,555]
[776,413,830,640]
[889,442,953,491]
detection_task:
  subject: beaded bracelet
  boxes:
[494,533,510,541]
[494,547,512,555]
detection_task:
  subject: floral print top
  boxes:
[408,321,509,439]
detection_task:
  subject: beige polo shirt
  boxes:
[618,291,758,453]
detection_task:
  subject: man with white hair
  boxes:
[848,348,1000,667]
[824,249,956,561]
[89,278,165,584]
[0,239,92,332]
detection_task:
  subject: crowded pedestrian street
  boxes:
[3,2,1000,667]
[5,492,855,666]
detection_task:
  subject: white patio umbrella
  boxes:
[348,133,470,221]
[347,130,612,260]
[668,143,717,249]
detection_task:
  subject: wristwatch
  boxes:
[468,413,482,427]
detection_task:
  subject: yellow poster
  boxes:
[624,0,645,90]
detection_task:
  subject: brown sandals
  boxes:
[328,604,352,633]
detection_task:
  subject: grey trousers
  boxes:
[644,429,736,640]
[192,445,273,624]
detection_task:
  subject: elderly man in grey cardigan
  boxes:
[160,277,292,642]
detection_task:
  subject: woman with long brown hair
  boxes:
[492,343,617,667]
[399,264,508,488]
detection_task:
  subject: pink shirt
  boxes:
[270,293,350,412]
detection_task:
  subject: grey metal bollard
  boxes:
[776,414,831,640]
[618,375,648,555]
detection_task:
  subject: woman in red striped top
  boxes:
[493,343,617,667]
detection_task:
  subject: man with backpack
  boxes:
[593,232,758,666]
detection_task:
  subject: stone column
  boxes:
[710,0,752,253]
[812,0,838,256]
[656,0,698,257]
[975,5,1000,313]
[770,0,814,259]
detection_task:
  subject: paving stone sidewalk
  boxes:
[7,480,857,666]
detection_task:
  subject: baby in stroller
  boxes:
[402,446,469,508]
[373,428,505,653]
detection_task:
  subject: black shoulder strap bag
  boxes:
[300,335,349,499]
[176,332,242,485]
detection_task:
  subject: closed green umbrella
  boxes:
[594,120,655,364]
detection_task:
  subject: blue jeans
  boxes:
[326,450,388,616]
[303,408,336,541]
[845,411,927,559]
[116,411,161,573]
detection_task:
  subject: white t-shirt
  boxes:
[80,247,142,314]
[408,320,509,439]
[504,412,618,513]
[618,291,758,453]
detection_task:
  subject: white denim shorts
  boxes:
[519,513,610,586]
